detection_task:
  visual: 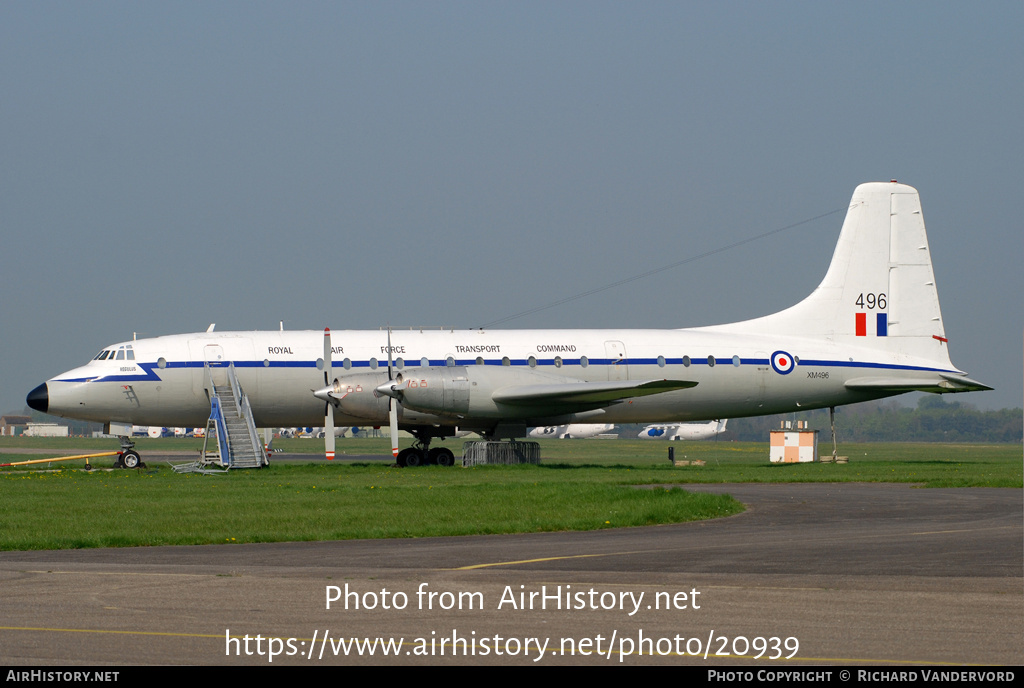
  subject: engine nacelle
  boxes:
[327,372,455,427]
[389,368,471,418]
[388,366,588,419]
[331,372,392,422]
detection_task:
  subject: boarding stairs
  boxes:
[190,362,266,470]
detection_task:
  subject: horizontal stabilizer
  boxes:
[845,373,992,394]
[493,379,697,406]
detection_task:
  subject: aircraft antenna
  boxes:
[478,206,846,329]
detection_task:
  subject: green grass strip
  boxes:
[0,463,743,551]
[1,438,1018,551]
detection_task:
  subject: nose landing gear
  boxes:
[115,437,147,469]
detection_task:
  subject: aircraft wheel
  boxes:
[399,447,425,468]
[430,447,455,467]
[121,450,141,469]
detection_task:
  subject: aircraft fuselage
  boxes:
[35,326,956,433]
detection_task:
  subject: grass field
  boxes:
[1,437,1019,551]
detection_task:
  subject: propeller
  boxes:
[323,327,335,460]
[386,327,400,461]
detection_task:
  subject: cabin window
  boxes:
[554,356,562,368]
[316,358,324,370]
[528,356,537,368]
[708,355,715,367]
[157,357,167,369]
[263,359,270,367]
[343,358,352,370]
[475,357,484,366]
[657,355,666,367]
[501,356,510,366]
[369,357,378,370]
[580,355,588,368]
[732,355,740,367]
[421,357,429,367]
[446,356,455,367]
[682,355,690,367]
[396,357,404,369]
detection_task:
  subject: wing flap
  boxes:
[493,379,697,407]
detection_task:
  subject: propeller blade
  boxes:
[325,402,335,461]
[323,327,333,386]
[323,328,335,460]
[389,397,399,461]
[386,326,394,380]
[386,327,399,460]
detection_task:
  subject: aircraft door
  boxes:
[604,340,628,381]
[188,341,226,397]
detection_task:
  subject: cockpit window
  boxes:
[94,345,134,362]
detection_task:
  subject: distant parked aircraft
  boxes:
[639,419,727,440]
[528,423,615,439]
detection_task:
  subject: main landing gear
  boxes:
[114,436,146,469]
[395,432,456,468]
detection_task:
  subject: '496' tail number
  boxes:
[855,293,886,309]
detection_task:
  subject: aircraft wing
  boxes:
[492,379,697,406]
[845,373,992,394]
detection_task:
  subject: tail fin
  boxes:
[717,182,949,360]
[709,182,990,392]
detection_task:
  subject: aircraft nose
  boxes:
[26,383,48,413]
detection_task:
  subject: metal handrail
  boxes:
[210,395,232,465]
[239,394,264,466]
[227,363,243,418]
[228,362,264,466]
[202,361,233,466]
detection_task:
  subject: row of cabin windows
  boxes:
[93,346,135,361]
[331,355,593,370]
[321,354,748,370]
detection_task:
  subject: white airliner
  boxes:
[639,419,728,440]
[528,423,616,439]
[27,183,990,467]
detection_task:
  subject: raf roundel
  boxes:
[770,350,795,375]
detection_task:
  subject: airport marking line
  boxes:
[447,522,1016,570]
[0,625,223,640]
[452,552,639,570]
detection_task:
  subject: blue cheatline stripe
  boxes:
[56,354,961,383]
[797,359,953,373]
[877,312,888,337]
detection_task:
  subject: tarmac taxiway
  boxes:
[0,482,1020,665]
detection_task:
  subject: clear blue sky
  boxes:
[2,1,1021,411]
